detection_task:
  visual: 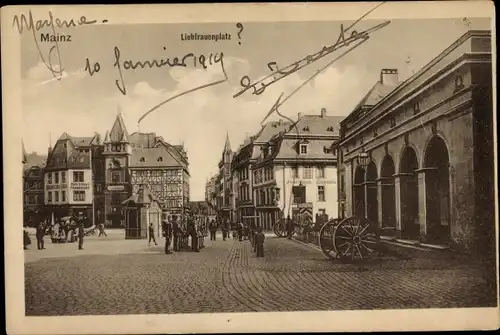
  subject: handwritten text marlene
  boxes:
[12,10,106,81]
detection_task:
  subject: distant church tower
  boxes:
[102,107,132,228]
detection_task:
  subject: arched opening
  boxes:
[424,136,451,244]
[399,147,420,240]
[381,155,396,232]
[353,166,366,218]
[365,161,378,225]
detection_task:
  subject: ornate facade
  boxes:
[23,146,47,225]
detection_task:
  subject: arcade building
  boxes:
[336,30,494,253]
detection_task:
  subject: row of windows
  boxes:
[291,166,325,179]
[47,171,85,184]
[47,190,86,202]
[292,185,326,203]
[25,194,42,205]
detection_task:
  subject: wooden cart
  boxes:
[318,216,379,263]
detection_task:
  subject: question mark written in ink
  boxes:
[236,23,244,45]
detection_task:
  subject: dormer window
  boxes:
[327,126,334,132]
[303,126,310,132]
[300,144,308,154]
[157,157,163,162]
[140,157,146,162]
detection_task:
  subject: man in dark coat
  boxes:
[36,221,46,250]
[209,220,217,241]
[78,221,85,250]
[187,217,199,252]
[222,220,229,241]
[162,219,173,254]
[172,216,180,251]
[287,215,294,240]
[255,226,265,258]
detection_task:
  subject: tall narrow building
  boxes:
[102,111,132,228]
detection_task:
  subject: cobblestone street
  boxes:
[24,232,497,315]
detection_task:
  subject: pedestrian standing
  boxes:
[188,217,199,252]
[209,219,217,241]
[162,219,173,254]
[98,223,107,237]
[148,222,158,246]
[36,221,45,250]
[173,216,180,251]
[238,221,244,241]
[255,226,265,258]
[78,221,85,250]
[23,224,31,250]
[222,220,229,241]
[287,215,294,240]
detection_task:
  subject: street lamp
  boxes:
[357,149,370,169]
[274,186,280,202]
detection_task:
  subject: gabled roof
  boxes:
[129,147,183,168]
[253,120,292,143]
[109,110,129,143]
[24,152,47,170]
[285,115,344,137]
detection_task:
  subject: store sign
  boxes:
[71,182,90,190]
[286,179,312,185]
[46,184,68,190]
[107,185,125,191]
[316,180,337,185]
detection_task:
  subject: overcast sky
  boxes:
[20,16,490,200]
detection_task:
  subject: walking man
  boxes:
[36,221,45,250]
[148,222,158,246]
[78,221,85,250]
[98,223,107,237]
[162,219,173,254]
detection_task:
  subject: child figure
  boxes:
[254,226,265,258]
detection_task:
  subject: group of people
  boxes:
[23,217,87,251]
[148,214,207,255]
[207,219,266,257]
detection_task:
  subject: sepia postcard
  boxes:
[2,1,499,334]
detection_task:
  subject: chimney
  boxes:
[380,69,399,86]
[320,108,327,117]
[297,112,303,120]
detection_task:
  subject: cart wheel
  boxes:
[319,219,340,260]
[333,216,377,263]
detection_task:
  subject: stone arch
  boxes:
[380,154,396,230]
[399,145,420,240]
[423,135,451,244]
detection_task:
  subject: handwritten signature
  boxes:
[234,20,390,99]
[12,10,104,81]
